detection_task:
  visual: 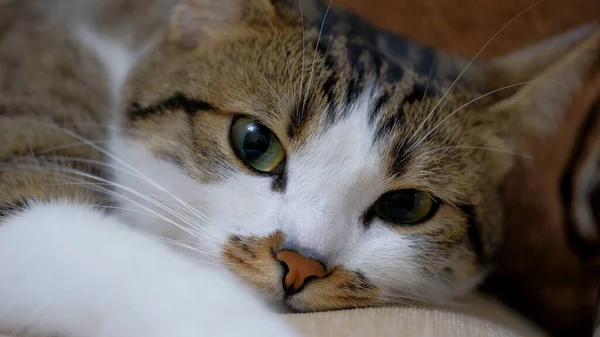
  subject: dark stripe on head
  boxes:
[459,205,485,263]
[0,199,29,220]
[346,10,378,49]
[371,51,384,80]
[389,139,411,177]
[316,37,335,70]
[344,42,367,108]
[128,92,215,120]
[347,42,365,80]
[374,106,403,143]
[403,82,433,106]
[287,97,313,139]
[377,30,412,60]
[322,75,337,125]
[316,37,338,123]
[344,77,361,109]
[373,31,410,84]
[369,92,390,126]
[414,47,438,78]
[308,0,337,36]
[385,62,406,83]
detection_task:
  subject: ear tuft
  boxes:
[168,0,243,48]
[491,23,599,78]
[488,24,600,136]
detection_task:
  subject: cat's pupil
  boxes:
[373,189,436,225]
[383,191,416,216]
[242,122,271,161]
[230,117,285,174]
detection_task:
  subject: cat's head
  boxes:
[113,0,600,311]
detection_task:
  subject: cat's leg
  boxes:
[0,202,297,337]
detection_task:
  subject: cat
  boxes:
[0,0,598,336]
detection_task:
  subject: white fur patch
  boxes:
[109,89,425,300]
[108,139,281,261]
[0,202,297,337]
[0,23,300,337]
[67,19,479,320]
[75,27,137,99]
[279,94,389,258]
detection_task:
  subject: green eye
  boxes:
[373,189,439,225]
[230,117,285,173]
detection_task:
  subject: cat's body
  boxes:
[0,0,598,336]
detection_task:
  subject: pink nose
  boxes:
[276,250,326,292]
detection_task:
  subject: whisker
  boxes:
[81,185,224,260]
[410,0,544,151]
[86,184,223,242]
[251,0,297,99]
[29,155,224,230]
[65,174,214,238]
[0,163,220,241]
[2,119,222,233]
[372,296,414,307]
[299,0,306,99]
[411,145,534,163]
[22,121,221,233]
[403,54,438,148]
[94,204,214,239]
[405,79,557,156]
[302,0,332,115]
[40,178,216,243]
[35,139,118,155]
[96,205,174,220]
[34,136,176,155]
[160,237,222,264]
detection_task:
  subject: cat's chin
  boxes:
[265,295,369,314]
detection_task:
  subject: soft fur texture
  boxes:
[337,1,600,334]
[0,0,598,336]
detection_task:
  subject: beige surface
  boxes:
[0,296,549,337]
[284,296,548,337]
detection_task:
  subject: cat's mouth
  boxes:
[221,232,381,312]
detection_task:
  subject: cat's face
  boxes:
[112,0,598,311]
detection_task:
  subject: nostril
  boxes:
[276,250,327,295]
[278,259,290,283]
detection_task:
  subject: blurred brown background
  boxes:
[334,0,600,336]
[337,0,600,57]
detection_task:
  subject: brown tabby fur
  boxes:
[0,0,599,328]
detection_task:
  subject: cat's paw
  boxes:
[99,267,299,337]
[0,203,298,337]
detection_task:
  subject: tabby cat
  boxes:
[0,0,598,336]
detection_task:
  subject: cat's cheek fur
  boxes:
[108,137,281,255]
[0,202,297,337]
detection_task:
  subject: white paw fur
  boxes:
[0,203,297,337]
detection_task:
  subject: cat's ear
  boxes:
[486,24,600,136]
[168,0,276,48]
